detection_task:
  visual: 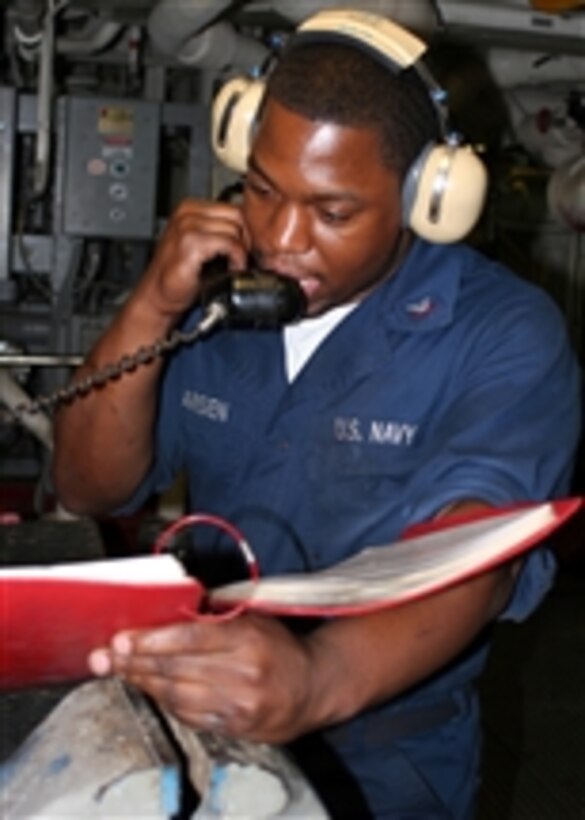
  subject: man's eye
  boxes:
[319,209,352,225]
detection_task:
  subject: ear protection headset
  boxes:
[211,9,488,244]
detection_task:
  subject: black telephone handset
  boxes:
[200,267,307,329]
[16,269,306,415]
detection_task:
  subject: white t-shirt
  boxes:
[283,302,357,382]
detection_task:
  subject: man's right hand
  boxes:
[136,199,251,321]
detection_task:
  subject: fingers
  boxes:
[140,198,252,315]
[88,621,259,697]
[87,623,225,682]
[165,201,250,270]
[89,629,261,737]
[87,616,315,744]
[127,621,225,653]
[173,199,251,244]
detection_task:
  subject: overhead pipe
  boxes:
[258,0,439,33]
[163,20,269,70]
[145,0,438,71]
[147,0,268,70]
[146,0,251,68]
[74,0,437,71]
[57,19,124,56]
[485,47,585,87]
[436,0,585,53]
[147,0,232,54]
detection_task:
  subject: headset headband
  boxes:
[296,10,426,67]
[292,10,451,140]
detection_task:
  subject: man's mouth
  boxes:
[296,275,321,300]
[256,264,321,300]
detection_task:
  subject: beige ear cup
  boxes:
[211,76,266,174]
[403,143,488,243]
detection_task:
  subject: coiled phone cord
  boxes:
[8,271,306,416]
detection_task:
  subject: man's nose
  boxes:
[267,202,311,254]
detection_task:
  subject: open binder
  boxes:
[1,497,581,690]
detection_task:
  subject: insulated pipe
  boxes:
[168,21,269,69]
[486,48,585,86]
[57,20,124,56]
[271,0,439,33]
[34,0,55,197]
[147,0,268,70]
[147,0,232,58]
[0,355,83,367]
[147,0,435,69]
[0,369,53,451]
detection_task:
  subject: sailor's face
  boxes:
[243,99,404,316]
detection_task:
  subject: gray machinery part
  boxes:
[0,678,328,818]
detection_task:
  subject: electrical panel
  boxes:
[62,97,160,239]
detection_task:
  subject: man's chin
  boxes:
[304,297,338,318]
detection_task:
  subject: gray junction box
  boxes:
[62,97,160,239]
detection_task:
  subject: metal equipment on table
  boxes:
[0,518,328,818]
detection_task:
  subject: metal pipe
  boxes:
[0,355,83,367]
[147,0,232,57]
[0,369,53,450]
[170,21,269,70]
[254,0,439,32]
[499,53,585,86]
[57,20,124,55]
[33,0,56,197]
[147,0,268,70]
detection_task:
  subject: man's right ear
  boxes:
[211,76,267,174]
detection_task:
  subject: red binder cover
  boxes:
[0,555,203,690]
[1,498,582,690]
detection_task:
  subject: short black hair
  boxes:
[265,41,441,180]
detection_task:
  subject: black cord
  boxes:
[10,302,227,416]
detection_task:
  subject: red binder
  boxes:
[1,498,582,690]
